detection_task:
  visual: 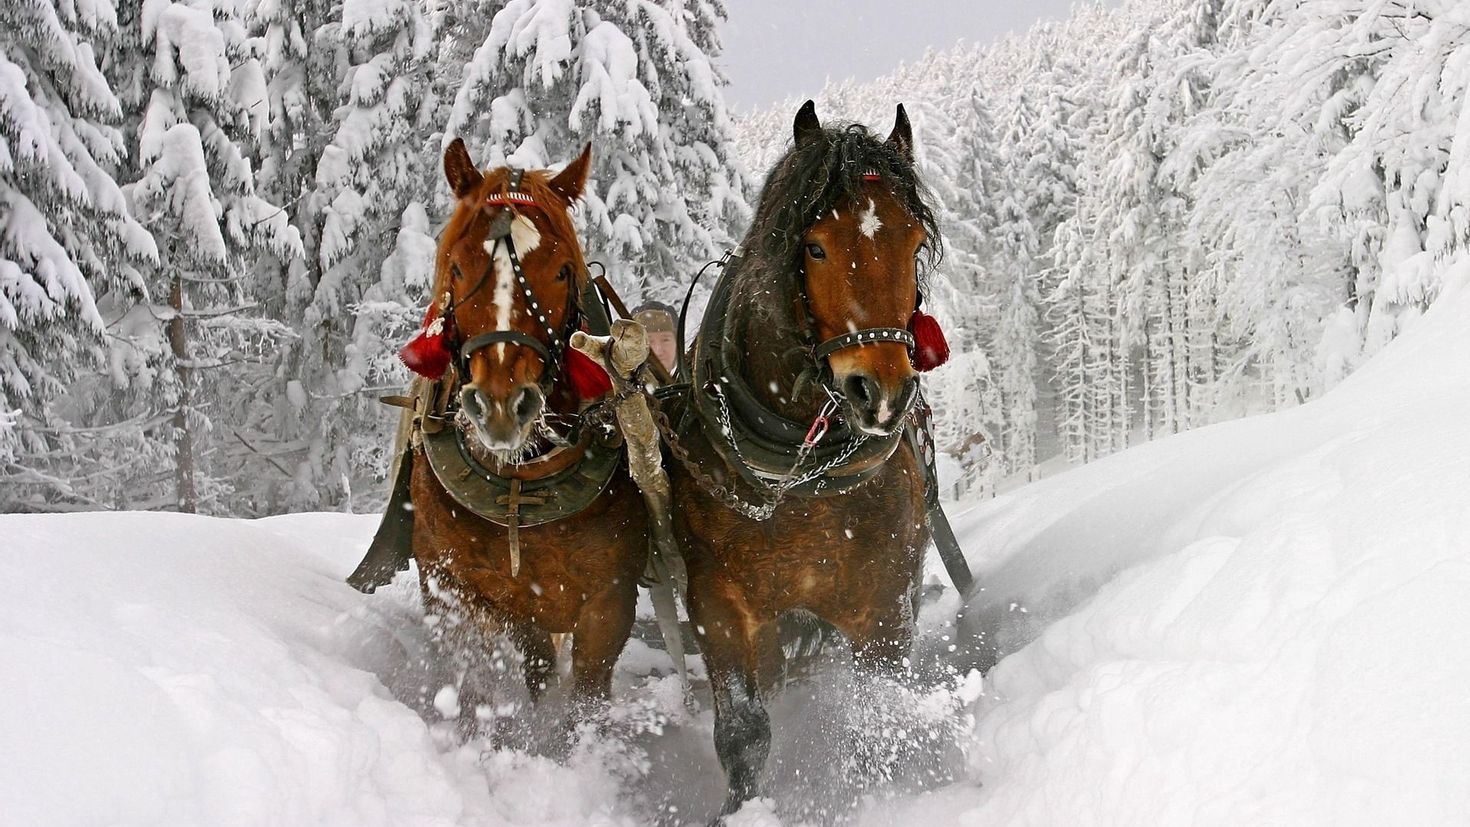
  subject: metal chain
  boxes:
[647,383,872,522]
[649,395,773,520]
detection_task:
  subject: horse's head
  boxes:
[777,101,940,436]
[436,138,592,456]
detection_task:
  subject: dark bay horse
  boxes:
[407,140,648,734]
[667,102,943,815]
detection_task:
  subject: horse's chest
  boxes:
[684,462,926,601]
[410,461,646,630]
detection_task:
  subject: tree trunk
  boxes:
[169,275,197,513]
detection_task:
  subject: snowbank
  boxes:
[0,512,642,826]
[920,271,1470,825]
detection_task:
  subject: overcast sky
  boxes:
[719,0,1089,111]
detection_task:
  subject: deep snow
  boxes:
[4,273,1469,825]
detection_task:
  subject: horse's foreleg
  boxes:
[507,622,556,704]
[839,599,917,676]
[419,578,508,737]
[694,594,774,817]
[569,584,636,716]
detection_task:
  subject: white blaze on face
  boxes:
[859,198,882,239]
[484,214,542,359]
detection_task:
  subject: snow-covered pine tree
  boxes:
[1091,27,1165,446]
[0,0,160,508]
[1231,0,1470,387]
[1045,204,1098,463]
[249,0,336,319]
[448,0,747,306]
[258,0,438,511]
[940,90,1008,469]
[991,90,1043,480]
[92,0,300,512]
[1041,9,1128,463]
[1012,47,1083,464]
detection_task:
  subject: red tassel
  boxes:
[910,309,949,372]
[565,346,613,399]
[399,307,454,379]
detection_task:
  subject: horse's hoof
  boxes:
[713,794,775,825]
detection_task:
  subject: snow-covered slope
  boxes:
[901,266,1470,825]
[0,512,650,826]
[4,274,1468,825]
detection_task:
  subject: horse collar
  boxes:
[688,267,907,496]
[419,412,621,529]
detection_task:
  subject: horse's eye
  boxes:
[806,243,827,261]
[558,263,574,281]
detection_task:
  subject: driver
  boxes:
[632,301,678,373]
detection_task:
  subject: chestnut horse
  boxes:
[667,102,942,816]
[408,140,647,735]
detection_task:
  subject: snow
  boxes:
[925,268,1470,825]
[5,271,1469,825]
[0,511,645,826]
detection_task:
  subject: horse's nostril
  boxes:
[512,387,542,424]
[898,377,919,411]
[460,386,486,419]
[843,374,880,410]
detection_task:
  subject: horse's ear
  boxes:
[550,143,593,203]
[444,138,482,199]
[886,104,914,161]
[793,99,822,145]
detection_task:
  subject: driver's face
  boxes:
[648,330,677,371]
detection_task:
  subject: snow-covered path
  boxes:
[0,509,969,826]
[5,278,1470,825]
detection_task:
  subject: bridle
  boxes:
[800,169,919,400]
[675,168,923,391]
[442,169,579,395]
[668,168,927,509]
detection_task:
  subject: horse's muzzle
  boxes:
[840,371,917,436]
[459,383,545,452]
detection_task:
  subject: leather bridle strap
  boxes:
[451,168,578,390]
[459,329,554,366]
[812,327,915,362]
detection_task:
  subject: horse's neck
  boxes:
[724,266,825,424]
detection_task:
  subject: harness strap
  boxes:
[507,479,523,576]
[927,501,974,596]
[494,478,549,577]
[676,249,737,382]
[459,330,553,364]
[908,398,975,596]
[580,278,613,337]
[813,327,915,361]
